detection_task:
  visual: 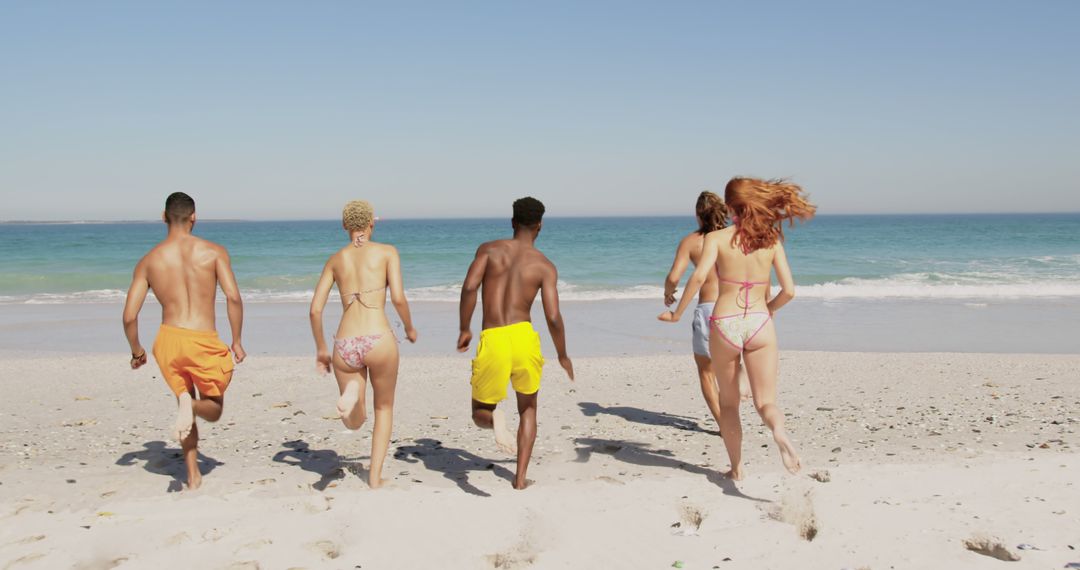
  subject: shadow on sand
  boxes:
[572,437,768,503]
[116,440,224,492]
[272,439,369,491]
[394,438,514,498]
[578,402,719,436]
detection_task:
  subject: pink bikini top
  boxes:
[716,269,769,317]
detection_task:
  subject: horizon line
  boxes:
[3,211,1080,225]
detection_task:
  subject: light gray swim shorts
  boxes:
[691,302,714,356]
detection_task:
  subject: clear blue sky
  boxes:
[2,1,1078,220]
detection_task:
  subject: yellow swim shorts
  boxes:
[470,321,544,404]
[152,324,234,398]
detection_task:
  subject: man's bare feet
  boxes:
[174,392,194,443]
[512,477,534,490]
[774,430,802,474]
[336,380,361,419]
[722,466,745,481]
[492,408,517,454]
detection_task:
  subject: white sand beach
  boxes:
[2,351,1078,569]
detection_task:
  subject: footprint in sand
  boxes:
[4,553,45,567]
[8,535,45,546]
[767,484,819,541]
[309,540,340,560]
[201,528,230,543]
[486,522,539,569]
[164,531,191,546]
[486,549,537,570]
[673,504,706,536]
[304,495,331,513]
[223,562,260,570]
[235,538,273,554]
[963,534,1021,561]
[102,557,129,569]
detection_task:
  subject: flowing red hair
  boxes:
[725,177,816,253]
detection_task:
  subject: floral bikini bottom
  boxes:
[708,312,771,352]
[334,333,391,369]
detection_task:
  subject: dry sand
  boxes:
[1,351,1078,569]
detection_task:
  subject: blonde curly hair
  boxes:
[342,200,374,232]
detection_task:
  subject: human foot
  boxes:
[774,430,802,474]
[492,409,517,454]
[512,477,534,490]
[722,466,745,481]
[186,469,202,490]
[174,392,194,443]
[336,381,360,420]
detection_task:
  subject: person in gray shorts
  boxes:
[691,300,715,357]
[664,192,750,431]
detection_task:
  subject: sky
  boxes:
[2,1,1078,221]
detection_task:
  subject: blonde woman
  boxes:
[661,178,815,480]
[310,200,417,488]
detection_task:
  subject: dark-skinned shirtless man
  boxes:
[122,192,246,490]
[457,197,574,490]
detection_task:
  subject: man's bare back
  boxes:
[475,238,554,329]
[143,236,233,330]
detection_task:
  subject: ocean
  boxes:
[2,214,1079,304]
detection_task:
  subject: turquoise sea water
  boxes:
[1,214,1078,304]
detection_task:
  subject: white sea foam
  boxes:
[21,289,129,304]
[797,276,1080,299]
[5,275,1080,305]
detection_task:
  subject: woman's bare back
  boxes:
[710,227,776,316]
[332,242,393,337]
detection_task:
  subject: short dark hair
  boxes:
[512,197,545,227]
[165,192,195,224]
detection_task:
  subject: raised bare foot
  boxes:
[774,430,802,475]
[174,392,194,443]
[722,466,745,481]
[336,380,361,420]
[492,409,517,454]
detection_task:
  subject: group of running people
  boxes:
[122,178,815,491]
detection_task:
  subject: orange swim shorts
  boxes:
[152,324,234,397]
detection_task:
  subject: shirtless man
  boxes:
[457,197,574,490]
[122,192,246,490]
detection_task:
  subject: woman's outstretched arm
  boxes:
[660,232,719,322]
[664,236,693,306]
